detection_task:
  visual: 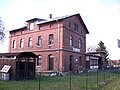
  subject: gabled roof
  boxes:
[37,13,89,34]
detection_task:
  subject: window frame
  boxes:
[79,38,82,49]
[29,23,34,30]
[28,37,32,47]
[49,34,54,45]
[20,39,24,48]
[13,40,16,48]
[70,36,73,47]
[37,55,42,66]
[38,36,42,46]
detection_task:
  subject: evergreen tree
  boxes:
[96,41,109,63]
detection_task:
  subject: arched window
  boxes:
[38,36,42,46]
[13,40,16,48]
[28,37,32,47]
[37,55,42,65]
[79,38,82,49]
[48,54,54,70]
[20,39,24,48]
[49,34,54,45]
[70,36,73,46]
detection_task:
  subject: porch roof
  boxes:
[0,52,37,58]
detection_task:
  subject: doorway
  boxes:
[48,54,54,70]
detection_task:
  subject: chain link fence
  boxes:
[0,68,120,90]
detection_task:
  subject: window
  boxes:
[37,55,42,65]
[49,34,54,45]
[28,37,32,47]
[37,36,42,46]
[39,26,42,30]
[79,38,82,49]
[20,39,24,48]
[29,23,34,30]
[13,40,16,48]
[13,32,16,35]
[90,59,98,66]
[74,23,78,31]
[69,22,71,28]
[70,36,73,46]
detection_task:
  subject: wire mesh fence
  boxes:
[0,68,120,90]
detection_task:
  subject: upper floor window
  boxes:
[20,39,24,48]
[79,38,82,49]
[49,34,54,45]
[13,32,16,35]
[74,23,78,31]
[37,36,42,46]
[37,55,42,65]
[13,40,16,48]
[70,36,73,47]
[69,22,71,28]
[39,26,42,30]
[29,23,34,30]
[28,37,32,47]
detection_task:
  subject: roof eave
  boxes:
[10,26,27,32]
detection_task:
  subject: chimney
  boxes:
[49,14,52,19]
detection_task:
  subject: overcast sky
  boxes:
[0,0,120,60]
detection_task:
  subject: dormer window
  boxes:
[29,23,34,30]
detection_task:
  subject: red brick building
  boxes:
[9,13,89,72]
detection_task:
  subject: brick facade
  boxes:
[9,14,89,72]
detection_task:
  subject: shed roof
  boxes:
[0,52,37,58]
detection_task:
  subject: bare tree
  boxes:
[87,45,97,52]
[0,17,5,44]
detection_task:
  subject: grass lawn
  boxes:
[0,70,119,90]
[98,77,120,90]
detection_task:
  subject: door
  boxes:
[48,54,54,70]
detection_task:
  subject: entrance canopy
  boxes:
[0,52,37,58]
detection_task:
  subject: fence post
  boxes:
[70,71,71,90]
[104,68,105,82]
[97,69,98,88]
[86,70,88,90]
[38,72,41,90]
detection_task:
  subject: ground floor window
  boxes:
[48,54,54,70]
[37,55,42,66]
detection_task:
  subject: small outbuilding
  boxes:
[86,51,107,70]
[0,52,37,80]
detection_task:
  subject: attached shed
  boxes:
[0,52,37,80]
[86,51,106,70]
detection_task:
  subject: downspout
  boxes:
[56,19,60,71]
